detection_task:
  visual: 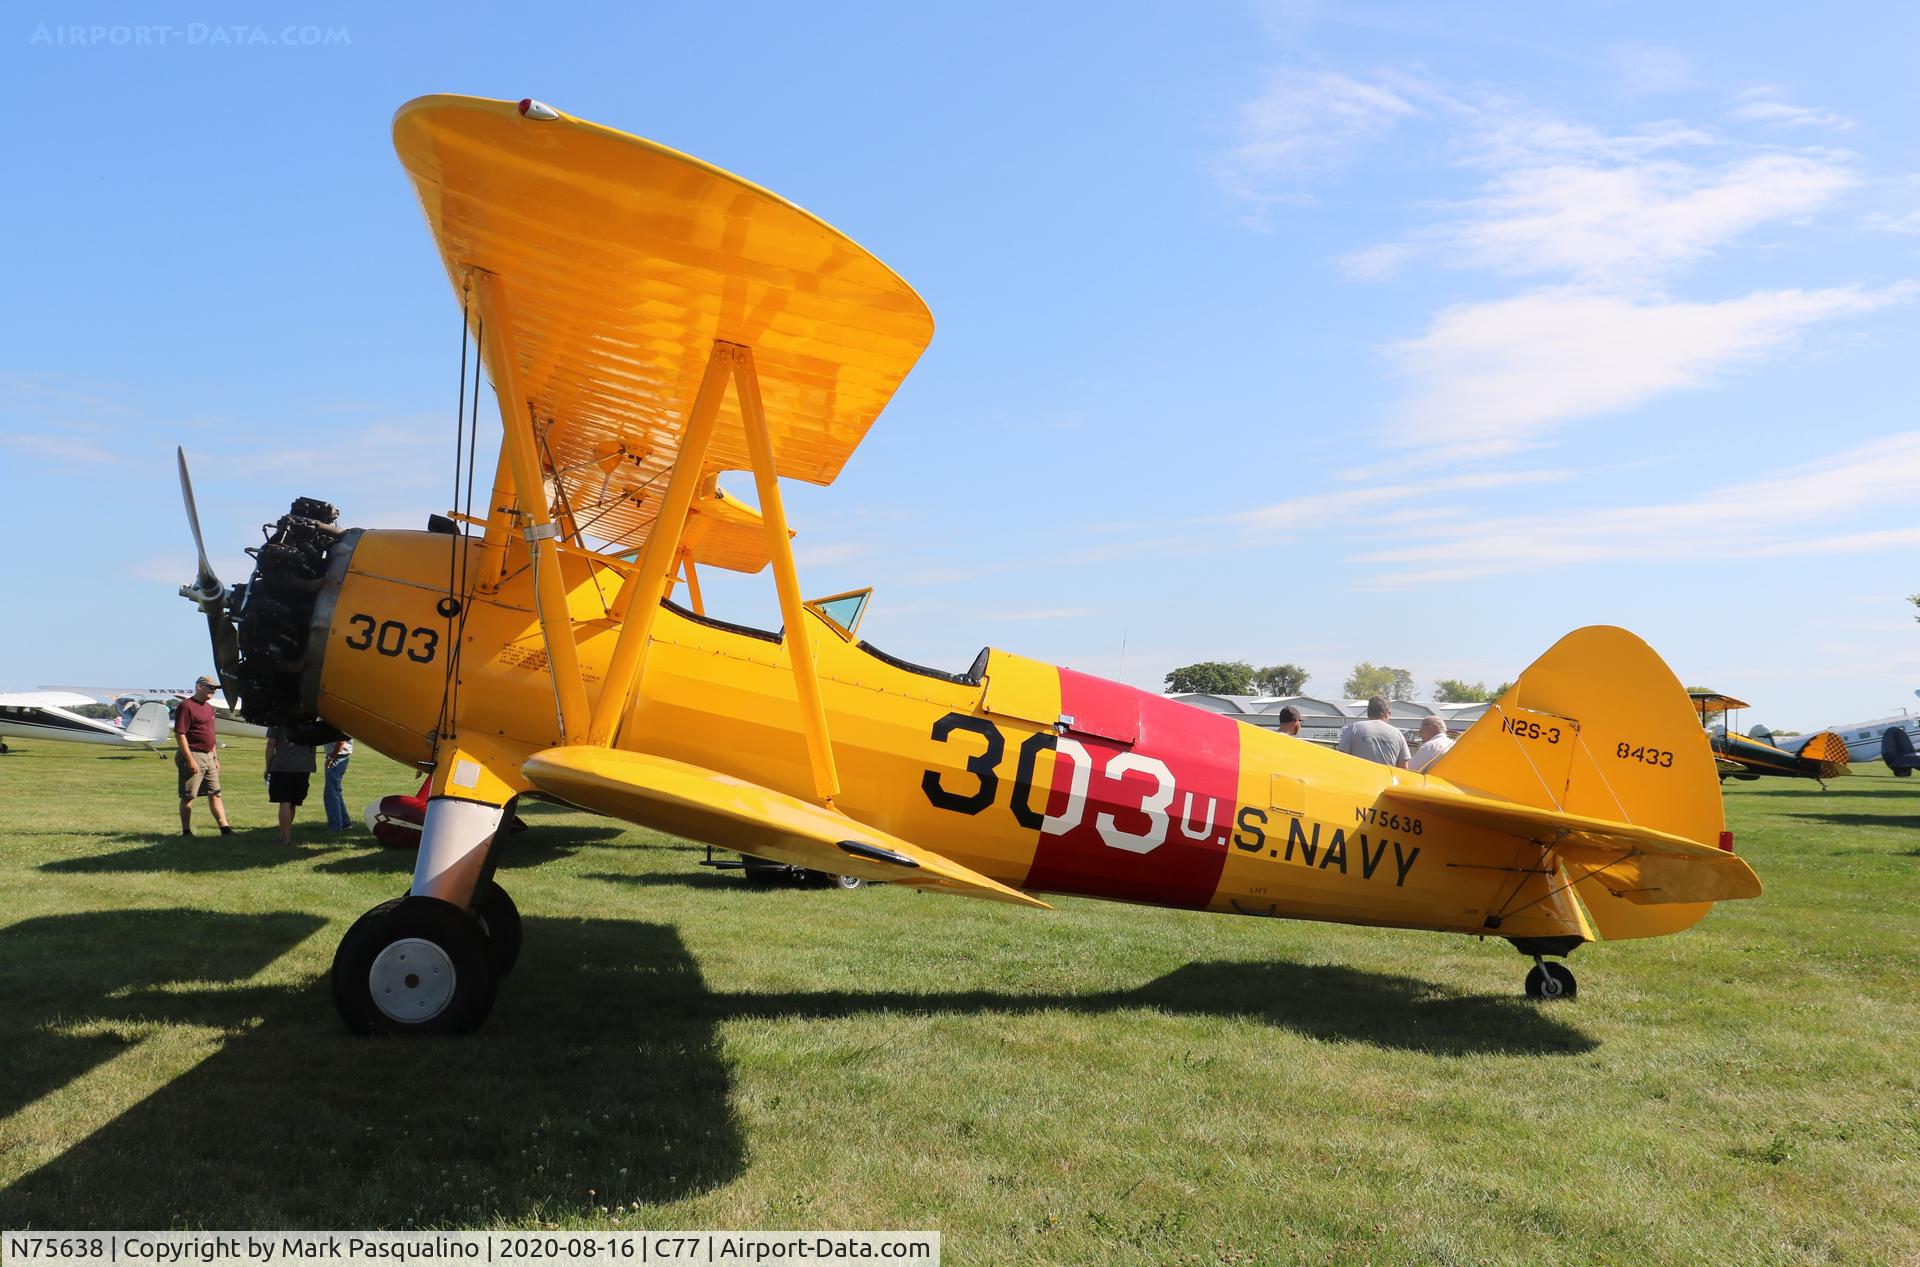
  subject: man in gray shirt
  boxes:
[264,726,318,847]
[1337,696,1411,769]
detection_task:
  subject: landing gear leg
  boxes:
[1524,956,1577,1001]
[331,796,508,1035]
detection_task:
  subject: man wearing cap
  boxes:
[175,675,233,837]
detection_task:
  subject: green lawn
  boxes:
[1,737,1916,1265]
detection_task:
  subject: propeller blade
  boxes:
[176,445,243,705]
[176,446,223,608]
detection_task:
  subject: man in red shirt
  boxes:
[175,675,233,836]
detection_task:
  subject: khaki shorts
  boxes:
[177,750,221,800]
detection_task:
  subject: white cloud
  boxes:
[1611,44,1696,96]
[1302,77,1856,295]
[1383,284,1914,462]
[1866,208,1920,236]
[3,434,119,464]
[1336,242,1416,281]
[980,607,1099,622]
[1439,152,1856,285]
[1453,102,1716,171]
[1216,68,1421,213]
[1220,67,1907,477]
[1222,468,1571,530]
[200,419,447,486]
[1356,431,1920,584]
[1730,87,1855,132]
[792,541,869,567]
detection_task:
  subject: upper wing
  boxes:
[1383,783,1761,906]
[522,746,1049,908]
[392,95,935,570]
[0,691,103,709]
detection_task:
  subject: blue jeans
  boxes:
[324,757,351,830]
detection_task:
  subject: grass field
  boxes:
[1,736,1916,1264]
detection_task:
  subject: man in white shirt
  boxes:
[1337,696,1410,769]
[1409,715,1455,774]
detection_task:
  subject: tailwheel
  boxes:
[1524,959,1577,1001]
[332,896,497,1035]
[470,879,522,976]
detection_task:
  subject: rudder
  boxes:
[1427,626,1726,939]
[125,702,173,744]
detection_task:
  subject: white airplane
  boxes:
[39,684,272,740]
[1792,705,1920,765]
[0,691,172,753]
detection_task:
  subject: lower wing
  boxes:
[522,747,1049,909]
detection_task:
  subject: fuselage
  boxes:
[0,704,162,748]
[303,529,1591,944]
[1709,729,1845,781]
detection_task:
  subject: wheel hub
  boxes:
[369,937,457,1022]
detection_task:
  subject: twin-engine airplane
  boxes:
[176,95,1760,1035]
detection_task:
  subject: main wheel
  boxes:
[833,874,866,891]
[470,880,522,976]
[1524,961,1578,1001]
[332,896,497,1035]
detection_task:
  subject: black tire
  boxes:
[331,896,497,1036]
[470,880,522,977]
[741,855,788,885]
[1524,962,1578,1001]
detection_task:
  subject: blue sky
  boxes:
[5,1,1919,731]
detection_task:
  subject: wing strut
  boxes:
[586,342,733,745]
[472,270,591,744]
[681,555,705,615]
[583,341,843,803]
[736,346,841,804]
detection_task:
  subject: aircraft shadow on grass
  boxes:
[309,827,623,876]
[37,831,318,874]
[0,912,1591,1229]
[1740,786,1915,798]
[1783,811,1920,832]
[34,826,623,877]
[586,869,784,892]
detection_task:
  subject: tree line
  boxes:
[1163,659,1511,702]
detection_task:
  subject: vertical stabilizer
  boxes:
[1426,626,1727,940]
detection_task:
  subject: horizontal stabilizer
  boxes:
[522,747,1049,908]
[1384,784,1761,906]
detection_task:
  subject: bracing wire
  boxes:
[435,294,473,755]
[448,315,483,738]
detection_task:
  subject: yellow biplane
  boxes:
[176,96,1760,1034]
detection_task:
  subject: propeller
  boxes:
[177,446,224,610]
[176,447,243,701]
